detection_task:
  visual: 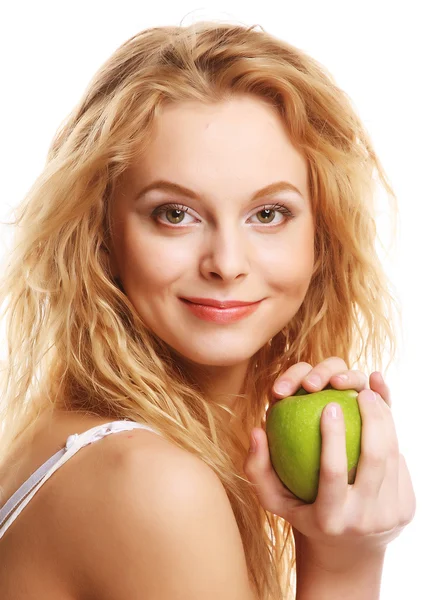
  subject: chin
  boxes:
[167,341,258,369]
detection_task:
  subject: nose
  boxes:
[200,223,251,282]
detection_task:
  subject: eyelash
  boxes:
[150,202,295,227]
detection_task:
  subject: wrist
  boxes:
[293,530,386,600]
[293,528,387,574]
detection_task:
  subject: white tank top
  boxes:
[0,420,162,539]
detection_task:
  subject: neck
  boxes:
[183,359,251,410]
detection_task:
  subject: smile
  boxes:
[179,298,263,324]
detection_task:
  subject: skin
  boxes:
[108,94,416,580]
[109,94,315,408]
[245,359,416,580]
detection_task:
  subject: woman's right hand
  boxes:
[243,367,416,572]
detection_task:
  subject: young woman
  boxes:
[0,21,415,600]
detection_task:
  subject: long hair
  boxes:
[0,21,401,599]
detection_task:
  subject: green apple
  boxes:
[266,385,362,503]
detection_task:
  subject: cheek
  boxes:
[271,259,313,297]
[122,228,191,287]
[262,233,314,295]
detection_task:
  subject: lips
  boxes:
[181,297,260,309]
[180,298,262,324]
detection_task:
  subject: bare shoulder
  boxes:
[61,427,256,599]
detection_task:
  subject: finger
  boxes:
[375,450,399,531]
[353,389,387,499]
[369,371,392,407]
[397,454,416,526]
[373,397,399,524]
[272,362,313,399]
[273,357,350,399]
[301,356,349,393]
[315,402,348,527]
[329,369,369,392]
[243,428,304,518]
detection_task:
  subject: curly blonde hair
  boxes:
[0,20,401,599]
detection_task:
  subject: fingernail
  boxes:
[364,390,376,402]
[306,374,321,388]
[274,381,291,396]
[327,403,339,418]
[335,374,348,382]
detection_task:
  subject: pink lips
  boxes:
[180,298,262,324]
[181,297,260,308]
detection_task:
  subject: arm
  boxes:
[295,532,386,600]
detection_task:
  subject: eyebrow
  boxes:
[134,179,304,203]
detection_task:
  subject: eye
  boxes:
[251,203,295,225]
[151,203,194,225]
[150,202,295,227]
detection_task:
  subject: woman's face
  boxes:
[109,95,315,370]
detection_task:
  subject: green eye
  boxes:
[256,208,276,224]
[165,208,186,224]
[151,202,295,227]
[151,203,190,225]
[254,203,294,225]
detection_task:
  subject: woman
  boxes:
[0,21,415,599]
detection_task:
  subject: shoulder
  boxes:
[53,427,255,599]
[81,423,219,504]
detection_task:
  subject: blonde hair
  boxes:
[0,21,401,599]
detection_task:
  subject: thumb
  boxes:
[243,428,304,519]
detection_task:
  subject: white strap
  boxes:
[0,420,161,539]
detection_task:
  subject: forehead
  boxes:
[125,97,309,202]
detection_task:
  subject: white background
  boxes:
[0,1,428,597]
